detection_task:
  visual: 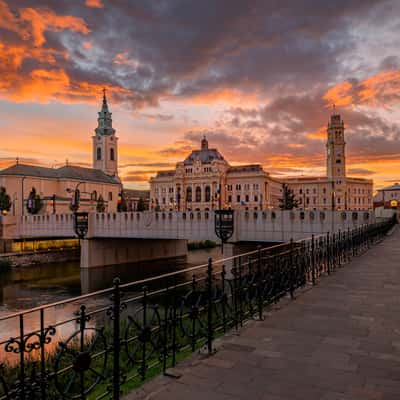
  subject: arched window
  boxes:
[195,186,202,202]
[97,147,102,160]
[91,190,97,201]
[186,187,192,202]
[205,186,211,202]
[110,148,115,161]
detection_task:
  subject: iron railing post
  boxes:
[289,238,295,299]
[311,235,316,285]
[206,258,213,355]
[257,245,263,320]
[140,286,147,380]
[112,278,121,400]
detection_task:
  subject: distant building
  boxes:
[373,183,400,209]
[123,189,150,211]
[150,113,373,211]
[282,113,373,211]
[150,136,281,211]
[0,91,121,216]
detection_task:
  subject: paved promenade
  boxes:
[127,227,400,400]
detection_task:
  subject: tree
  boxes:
[26,187,42,214]
[279,184,299,210]
[96,195,106,212]
[136,197,146,211]
[0,187,11,213]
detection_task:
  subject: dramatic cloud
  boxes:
[0,0,399,188]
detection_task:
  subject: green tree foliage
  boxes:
[96,194,106,212]
[136,197,146,211]
[0,187,11,213]
[279,184,299,210]
[26,187,42,214]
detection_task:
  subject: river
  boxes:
[0,246,224,317]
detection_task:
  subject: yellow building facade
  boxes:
[0,92,121,216]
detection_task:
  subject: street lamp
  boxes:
[66,182,85,211]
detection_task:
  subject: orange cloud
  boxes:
[187,88,260,106]
[323,69,400,108]
[85,0,104,8]
[0,0,90,47]
[358,69,400,105]
[305,126,326,140]
[323,81,353,107]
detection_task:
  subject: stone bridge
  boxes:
[1,210,377,268]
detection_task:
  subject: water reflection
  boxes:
[0,246,224,365]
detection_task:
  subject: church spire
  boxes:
[102,88,109,113]
[95,88,115,136]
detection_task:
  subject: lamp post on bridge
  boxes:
[214,182,234,253]
[66,182,89,239]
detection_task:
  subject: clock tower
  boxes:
[326,112,346,179]
[92,89,118,177]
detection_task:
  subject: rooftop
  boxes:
[0,163,120,184]
[378,183,400,191]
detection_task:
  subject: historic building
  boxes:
[282,113,373,211]
[0,91,121,216]
[150,137,282,211]
[373,183,400,209]
[150,112,373,211]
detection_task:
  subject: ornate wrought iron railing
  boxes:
[0,216,396,399]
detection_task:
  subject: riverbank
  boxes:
[0,248,80,267]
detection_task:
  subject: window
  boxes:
[97,147,102,160]
[254,195,258,202]
[244,184,250,190]
[227,184,233,191]
[228,195,232,203]
[91,191,97,201]
[245,195,249,202]
[299,189,303,194]
[186,187,192,202]
[195,186,202,202]
[236,184,241,191]
[306,189,309,194]
[323,188,326,194]
[108,192,113,201]
[236,195,241,203]
[205,186,211,202]
[313,188,316,194]
[110,148,115,161]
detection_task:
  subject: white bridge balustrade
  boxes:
[5,209,376,242]
[10,214,75,239]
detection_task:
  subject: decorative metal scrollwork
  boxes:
[124,305,162,367]
[54,307,108,399]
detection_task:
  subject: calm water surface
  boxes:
[0,247,224,316]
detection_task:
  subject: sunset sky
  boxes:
[0,0,400,190]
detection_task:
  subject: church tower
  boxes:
[326,112,346,179]
[92,89,118,176]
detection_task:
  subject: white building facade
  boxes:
[150,137,281,211]
[282,113,373,211]
[150,113,373,212]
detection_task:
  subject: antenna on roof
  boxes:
[16,157,19,165]
[66,159,69,166]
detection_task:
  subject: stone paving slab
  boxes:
[125,228,400,400]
